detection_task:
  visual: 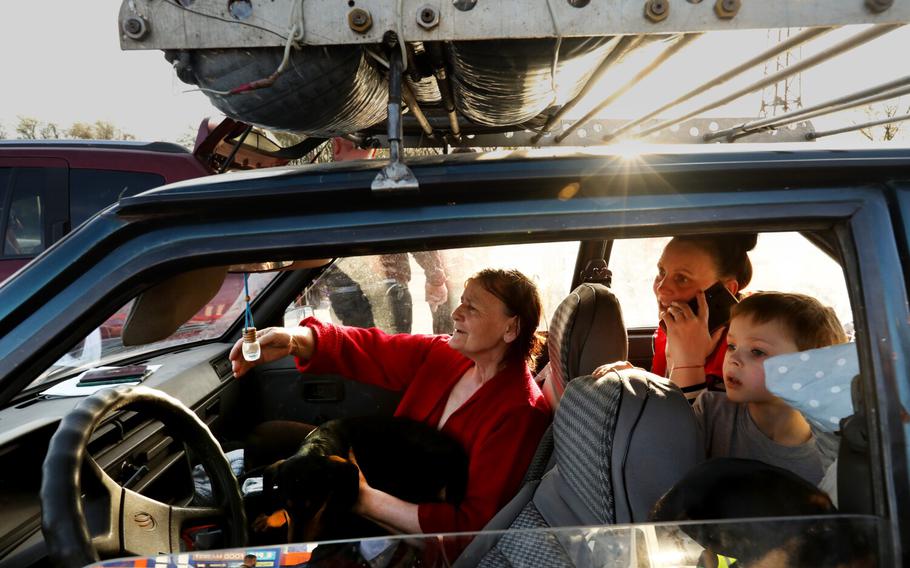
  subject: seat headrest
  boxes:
[542,283,627,409]
[553,368,698,524]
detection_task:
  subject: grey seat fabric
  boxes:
[456,369,702,567]
[517,283,626,487]
[540,282,628,411]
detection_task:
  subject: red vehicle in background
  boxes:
[0,117,291,339]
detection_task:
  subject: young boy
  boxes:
[694,292,848,485]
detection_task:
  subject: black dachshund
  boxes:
[254,416,468,543]
[650,458,873,567]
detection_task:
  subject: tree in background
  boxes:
[860,98,910,142]
[67,120,135,141]
[40,123,62,139]
[0,122,7,139]
[11,117,134,141]
[15,116,40,139]
[176,124,198,150]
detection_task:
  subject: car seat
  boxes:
[521,278,627,483]
[454,368,702,567]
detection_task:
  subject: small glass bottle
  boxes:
[242,327,261,362]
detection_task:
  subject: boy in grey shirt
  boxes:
[693,292,848,486]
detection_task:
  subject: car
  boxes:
[0,118,294,360]
[0,144,908,567]
[0,117,289,283]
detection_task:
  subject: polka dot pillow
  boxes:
[763,342,858,433]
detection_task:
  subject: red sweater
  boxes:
[295,318,551,534]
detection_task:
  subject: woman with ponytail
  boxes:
[649,234,758,401]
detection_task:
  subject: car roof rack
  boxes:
[118,1,909,151]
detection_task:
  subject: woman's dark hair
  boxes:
[470,268,543,366]
[673,233,758,290]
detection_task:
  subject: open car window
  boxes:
[284,242,581,336]
[610,232,853,329]
[29,271,278,388]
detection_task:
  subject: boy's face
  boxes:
[723,315,800,403]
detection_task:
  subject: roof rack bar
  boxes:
[602,26,834,143]
[633,23,903,139]
[553,33,702,144]
[400,82,438,140]
[427,42,462,141]
[727,84,910,141]
[530,35,631,143]
[705,75,910,141]
[807,112,910,140]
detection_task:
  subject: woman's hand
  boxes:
[349,450,372,516]
[425,280,448,310]
[592,360,637,378]
[661,291,725,370]
[349,451,421,534]
[229,326,315,378]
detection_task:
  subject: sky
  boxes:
[1,2,908,145]
[0,1,218,142]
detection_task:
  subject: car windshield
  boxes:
[87,515,881,567]
[28,271,278,389]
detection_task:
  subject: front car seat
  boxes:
[518,281,628,485]
[455,368,702,567]
[538,281,628,411]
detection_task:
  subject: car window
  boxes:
[86,515,880,568]
[610,233,853,329]
[30,271,278,388]
[284,242,580,334]
[3,168,47,257]
[69,169,166,228]
[0,168,9,223]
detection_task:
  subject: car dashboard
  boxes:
[0,343,236,568]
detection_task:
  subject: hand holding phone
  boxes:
[659,282,738,334]
[689,282,739,333]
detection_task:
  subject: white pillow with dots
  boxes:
[763,342,858,433]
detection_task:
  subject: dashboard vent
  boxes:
[210,357,233,382]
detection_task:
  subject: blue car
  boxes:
[0,146,908,567]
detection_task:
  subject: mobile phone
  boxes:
[78,365,148,384]
[659,282,738,333]
[690,282,739,333]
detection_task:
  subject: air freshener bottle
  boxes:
[242,327,261,361]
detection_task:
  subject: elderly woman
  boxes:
[230,268,551,536]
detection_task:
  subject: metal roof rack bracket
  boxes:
[372,47,419,195]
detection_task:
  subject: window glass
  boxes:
[85,516,881,568]
[31,271,278,388]
[69,169,165,228]
[3,168,47,256]
[285,242,580,335]
[610,233,852,329]
[0,168,10,219]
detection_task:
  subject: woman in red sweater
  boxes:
[595,234,756,401]
[650,234,756,399]
[230,268,550,537]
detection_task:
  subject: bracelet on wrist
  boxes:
[672,364,704,371]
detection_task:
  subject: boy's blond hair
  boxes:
[730,292,847,351]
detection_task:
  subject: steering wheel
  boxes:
[40,386,247,568]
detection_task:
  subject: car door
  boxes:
[0,157,68,282]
